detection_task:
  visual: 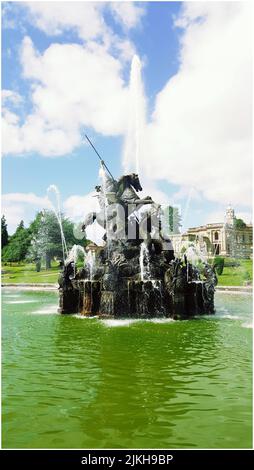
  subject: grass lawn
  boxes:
[216,259,253,286]
[1,259,253,287]
[1,262,59,284]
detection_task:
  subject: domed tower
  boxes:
[225,205,235,226]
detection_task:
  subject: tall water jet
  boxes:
[123,55,147,174]
[47,185,68,261]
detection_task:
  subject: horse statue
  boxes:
[82,166,174,255]
[81,167,154,240]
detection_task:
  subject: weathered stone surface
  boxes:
[58,245,217,318]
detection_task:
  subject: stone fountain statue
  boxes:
[58,164,217,319]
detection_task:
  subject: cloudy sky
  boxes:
[2,0,252,234]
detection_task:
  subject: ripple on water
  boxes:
[33,305,58,315]
[196,313,244,321]
[101,318,176,327]
[5,300,39,304]
[2,290,252,449]
[149,318,175,324]
[73,314,98,320]
[101,319,141,327]
[216,314,243,320]
[2,294,21,298]
[241,322,253,329]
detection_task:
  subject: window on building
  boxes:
[214,231,219,241]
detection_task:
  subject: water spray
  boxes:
[47,185,68,262]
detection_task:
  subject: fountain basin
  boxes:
[59,275,216,319]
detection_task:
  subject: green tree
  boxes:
[1,215,9,248]
[28,210,85,269]
[213,256,225,275]
[2,220,31,263]
[233,218,246,229]
[28,211,43,237]
[25,212,44,269]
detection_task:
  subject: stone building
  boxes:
[171,207,253,259]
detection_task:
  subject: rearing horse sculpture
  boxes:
[81,169,154,239]
[82,166,173,254]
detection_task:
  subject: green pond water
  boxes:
[2,288,252,449]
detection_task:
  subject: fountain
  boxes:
[58,55,217,318]
[58,167,217,319]
[47,185,68,261]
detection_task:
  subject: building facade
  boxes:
[171,207,253,258]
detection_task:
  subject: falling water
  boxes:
[184,241,208,284]
[185,244,207,265]
[140,242,151,281]
[64,244,86,278]
[86,250,96,281]
[47,185,68,261]
[123,54,146,174]
[65,244,86,264]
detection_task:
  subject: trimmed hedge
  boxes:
[214,256,225,275]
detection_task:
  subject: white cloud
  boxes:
[135,2,252,208]
[64,192,100,221]
[2,2,17,29]
[205,209,252,226]
[2,37,130,156]
[236,212,253,225]
[24,2,107,41]
[23,2,145,39]
[172,186,201,203]
[138,181,170,208]
[2,1,147,157]
[2,192,49,206]
[21,37,129,135]
[110,2,145,30]
[2,89,23,106]
[1,192,51,233]
[22,1,140,62]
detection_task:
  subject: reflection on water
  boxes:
[2,289,252,449]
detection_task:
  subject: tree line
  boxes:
[1,205,182,270]
[1,211,86,270]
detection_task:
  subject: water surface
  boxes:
[2,288,252,448]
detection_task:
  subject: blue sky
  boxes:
[2,1,252,233]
